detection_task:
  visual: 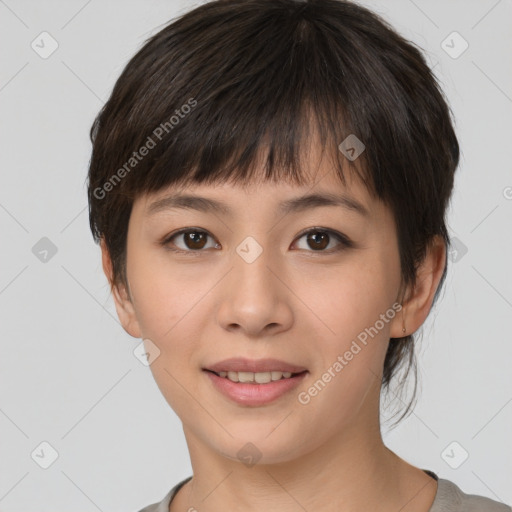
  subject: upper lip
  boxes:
[204,357,307,374]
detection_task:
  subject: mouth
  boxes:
[203,368,308,384]
[202,358,309,406]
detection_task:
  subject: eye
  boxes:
[292,228,352,253]
[162,228,220,253]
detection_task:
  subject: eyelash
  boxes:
[160,227,353,256]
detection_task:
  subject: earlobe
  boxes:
[100,239,142,339]
[389,303,408,339]
[391,236,446,338]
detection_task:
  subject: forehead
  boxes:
[132,162,383,228]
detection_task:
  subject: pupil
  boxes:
[187,232,205,249]
[308,231,328,250]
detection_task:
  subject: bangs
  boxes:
[141,99,369,194]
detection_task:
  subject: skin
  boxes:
[102,140,445,512]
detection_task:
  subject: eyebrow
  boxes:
[146,191,369,218]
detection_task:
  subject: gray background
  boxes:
[1,0,511,510]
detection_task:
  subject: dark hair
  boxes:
[87,0,459,425]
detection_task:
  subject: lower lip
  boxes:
[204,370,308,406]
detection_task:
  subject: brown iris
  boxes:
[184,231,208,250]
[306,231,329,250]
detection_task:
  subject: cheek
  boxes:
[300,255,399,342]
[126,256,215,412]
[292,261,398,426]
[126,248,207,348]
[293,253,402,411]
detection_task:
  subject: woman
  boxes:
[87,1,511,510]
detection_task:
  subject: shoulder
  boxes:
[136,474,512,512]
[136,476,193,512]
[431,478,511,512]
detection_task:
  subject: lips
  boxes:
[204,357,307,374]
[204,367,308,406]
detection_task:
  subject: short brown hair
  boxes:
[87,0,459,423]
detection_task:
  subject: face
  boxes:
[112,147,409,466]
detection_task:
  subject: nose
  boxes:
[216,244,294,338]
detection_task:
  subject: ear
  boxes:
[100,238,142,339]
[390,235,446,338]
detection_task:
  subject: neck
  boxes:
[174,433,434,510]
[173,382,437,512]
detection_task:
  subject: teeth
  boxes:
[217,370,294,383]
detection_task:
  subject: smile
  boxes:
[210,370,303,383]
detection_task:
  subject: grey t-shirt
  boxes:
[138,470,511,512]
